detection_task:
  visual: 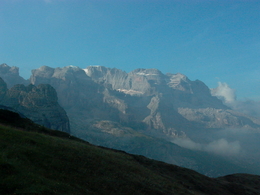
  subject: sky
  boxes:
[0,0,259,100]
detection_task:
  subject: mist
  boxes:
[172,137,241,156]
[172,125,260,179]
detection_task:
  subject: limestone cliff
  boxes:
[29,65,260,138]
[30,66,124,135]
[84,66,260,136]
[0,78,70,133]
[0,63,29,88]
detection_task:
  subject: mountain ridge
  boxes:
[1,63,260,177]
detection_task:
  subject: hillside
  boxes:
[0,109,260,195]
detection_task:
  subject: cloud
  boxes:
[211,82,260,118]
[173,137,202,150]
[172,137,241,156]
[205,138,241,156]
[211,82,236,103]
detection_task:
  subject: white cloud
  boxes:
[172,137,241,156]
[211,81,260,118]
[205,138,241,156]
[173,137,202,150]
[211,82,236,103]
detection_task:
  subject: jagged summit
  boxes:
[0,63,29,88]
[131,68,163,76]
[0,78,70,133]
[31,65,94,86]
[0,63,19,75]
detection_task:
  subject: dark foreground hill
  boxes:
[1,109,260,195]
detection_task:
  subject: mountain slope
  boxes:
[0,77,70,133]
[72,119,257,177]
[1,63,260,176]
[0,110,260,195]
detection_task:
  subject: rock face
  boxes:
[28,65,260,138]
[30,65,98,109]
[30,66,120,121]
[84,66,260,135]
[0,78,8,101]
[0,63,29,88]
[2,63,260,176]
[0,78,70,133]
[30,66,126,139]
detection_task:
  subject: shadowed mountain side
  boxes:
[0,108,73,139]
[0,77,70,133]
[0,110,260,195]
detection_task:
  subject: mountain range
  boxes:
[1,63,260,177]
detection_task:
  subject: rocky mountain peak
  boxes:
[53,65,89,81]
[0,80,70,133]
[129,68,166,87]
[34,66,55,77]
[0,63,29,88]
[166,73,192,92]
[31,65,91,87]
[164,73,209,95]
[85,66,129,91]
[0,63,19,74]
[30,66,55,85]
[166,72,190,83]
[84,65,109,78]
[131,68,163,76]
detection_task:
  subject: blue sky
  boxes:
[0,0,259,100]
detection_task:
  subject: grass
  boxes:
[0,109,260,194]
[0,125,181,194]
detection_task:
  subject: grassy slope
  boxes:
[0,110,260,194]
[71,119,256,177]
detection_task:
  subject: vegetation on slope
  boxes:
[0,109,260,195]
